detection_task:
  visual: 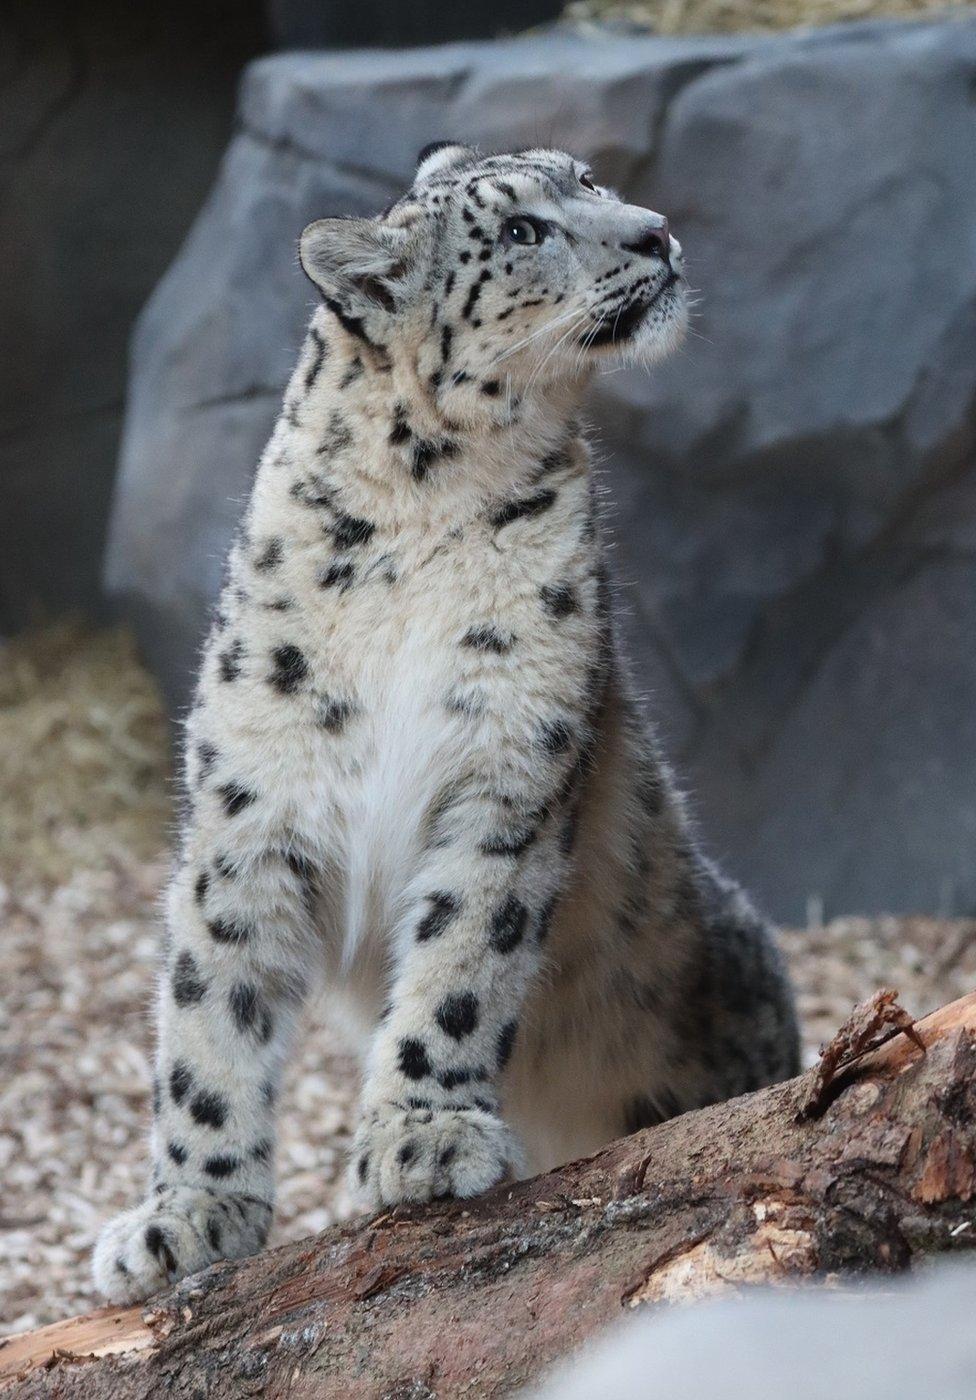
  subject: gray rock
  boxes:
[525,1262,976,1400]
[105,15,976,921]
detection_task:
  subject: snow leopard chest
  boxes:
[289,527,515,959]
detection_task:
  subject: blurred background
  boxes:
[2,0,975,1336]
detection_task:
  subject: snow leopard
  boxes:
[93,141,800,1303]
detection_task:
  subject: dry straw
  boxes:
[561,0,970,33]
[0,620,171,886]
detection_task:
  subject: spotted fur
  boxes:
[93,144,799,1304]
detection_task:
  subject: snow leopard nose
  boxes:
[622,216,671,264]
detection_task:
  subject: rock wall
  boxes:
[267,0,563,48]
[104,14,976,920]
[0,0,266,630]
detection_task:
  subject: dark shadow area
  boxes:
[0,0,268,629]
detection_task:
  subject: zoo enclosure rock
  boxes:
[527,1265,976,1400]
[105,14,976,921]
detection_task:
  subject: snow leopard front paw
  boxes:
[349,1104,520,1210]
[92,1186,271,1304]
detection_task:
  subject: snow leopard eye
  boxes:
[502,216,545,247]
[578,170,596,191]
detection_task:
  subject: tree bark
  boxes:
[3,991,976,1399]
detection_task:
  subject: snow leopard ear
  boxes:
[415,141,476,185]
[299,217,410,309]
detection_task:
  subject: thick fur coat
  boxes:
[93,143,799,1303]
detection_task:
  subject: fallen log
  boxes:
[3,990,975,1399]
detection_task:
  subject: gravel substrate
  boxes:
[2,625,973,1335]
